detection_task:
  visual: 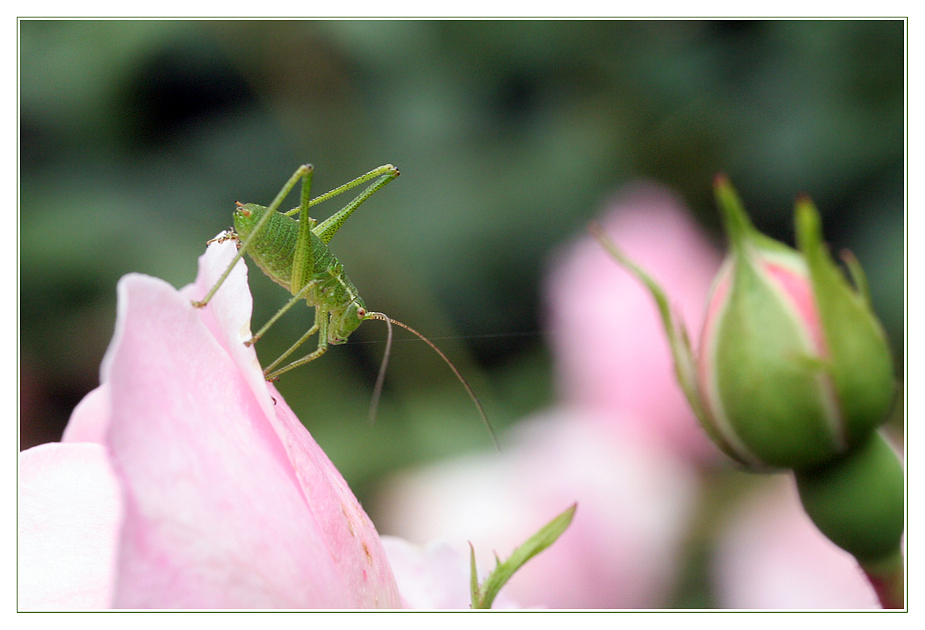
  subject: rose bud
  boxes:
[591,177,902,607]
[591,176,896,471]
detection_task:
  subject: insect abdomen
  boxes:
[310,239,363,311]
[234,204,361,310]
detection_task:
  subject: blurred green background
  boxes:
[19,20,904,507]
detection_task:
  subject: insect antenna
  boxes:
[364,311,498,449]
[367,313,393,425]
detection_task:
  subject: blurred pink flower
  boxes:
[377,411,697,608]
[713,475,880,609]
[18,240,400,609]
[375,184,724,608]
[546,183,723,464]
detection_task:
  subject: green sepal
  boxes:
[708,248,841,469]
[839,249,873,307]
[469,503,577,609]
[591,222,757,464]
[591,227,706,426]
[713,173,753,250]
[795,431,904,563]
[795,198,896,444]
[714,173,793,256]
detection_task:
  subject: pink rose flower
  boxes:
[377,412,697,608]
[19,239,401,609]
[375,185,718,608]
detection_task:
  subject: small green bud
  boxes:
[696,176,896,469]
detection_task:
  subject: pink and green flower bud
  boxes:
[698,176,896,470]
[591,177,902,606]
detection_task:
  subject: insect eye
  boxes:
[356,307,367,318]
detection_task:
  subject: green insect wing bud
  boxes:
[698,177,895,470]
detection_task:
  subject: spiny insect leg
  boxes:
[247,280,318,347]
[263,308,330,380]
[193,164,312,308]
[312,165,400,244]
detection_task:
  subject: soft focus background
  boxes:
[20,19,905,608]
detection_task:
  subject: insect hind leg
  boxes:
[247,279,318,346]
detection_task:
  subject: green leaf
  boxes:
[470,503,577,609]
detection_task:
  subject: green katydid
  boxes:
[192,163,495,444]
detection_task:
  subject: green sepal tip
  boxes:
[794,196,896,446]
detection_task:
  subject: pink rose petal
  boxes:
[380,536,521,609]
[378,410,697,608]
[19,442,122,610]
[25,239,400,609]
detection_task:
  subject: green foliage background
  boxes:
[20,19,904,515]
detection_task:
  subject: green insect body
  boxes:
[233,202,367,347]
[193,163,496,445]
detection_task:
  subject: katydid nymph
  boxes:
[192,164,495,444]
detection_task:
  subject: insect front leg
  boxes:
[206,231,238,246]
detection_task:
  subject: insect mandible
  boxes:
[192,163,495,444]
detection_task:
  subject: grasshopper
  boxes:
[193,164,495,443]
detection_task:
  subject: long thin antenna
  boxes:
[368,314,393,425]
[365,312,499,449]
